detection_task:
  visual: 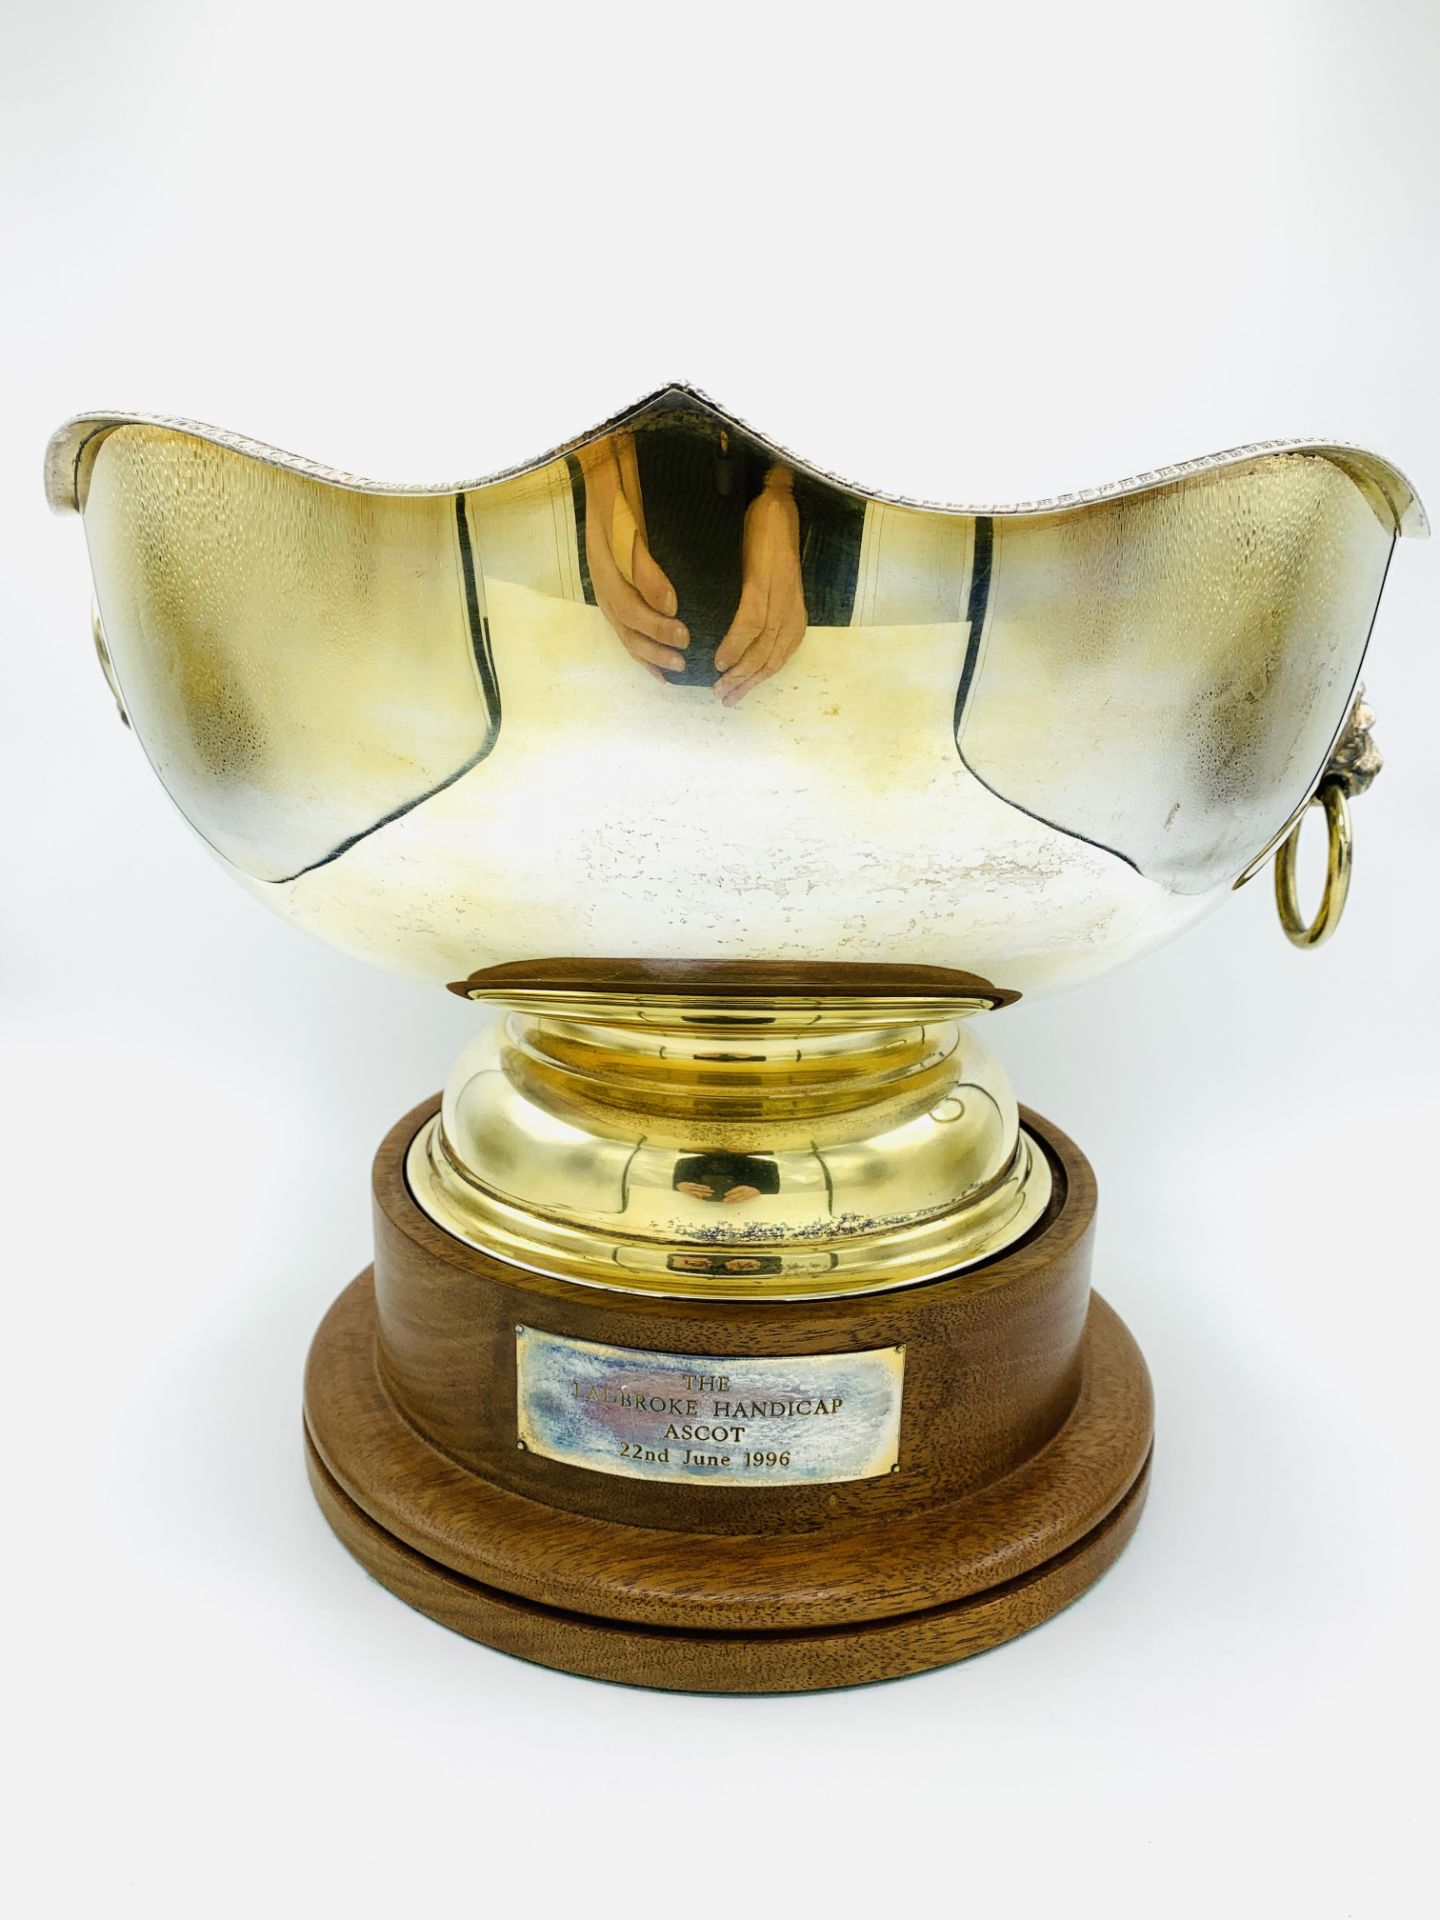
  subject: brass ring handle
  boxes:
[91,601,130,727]
[1274,780,1352,949]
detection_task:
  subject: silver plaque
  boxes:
[515,1326,904,1486]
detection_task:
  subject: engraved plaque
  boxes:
[515,1327,904,1486]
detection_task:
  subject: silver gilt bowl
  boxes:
[46,386,1424,1297]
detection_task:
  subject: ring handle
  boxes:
[1274,779,1352,949]
[91,602,130,728]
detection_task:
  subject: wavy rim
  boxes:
[43,381,1428,536]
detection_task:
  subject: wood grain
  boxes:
[306,1429,1151,1693]
[301,1099,1153,1688]
[446,956,1019,1006]
[370,1098,1096,1534]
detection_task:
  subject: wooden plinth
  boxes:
[303,1099,1153,1692]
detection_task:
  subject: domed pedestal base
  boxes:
[303,1100,1153,1693]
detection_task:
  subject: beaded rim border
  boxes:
[43,381,1427,536]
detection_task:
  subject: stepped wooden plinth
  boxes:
[303,1099,1152,1692]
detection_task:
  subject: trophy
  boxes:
[47,386,1423,1691]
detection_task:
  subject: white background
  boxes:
[3,4,1437,1915]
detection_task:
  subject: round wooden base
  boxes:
[302,1100,1153,1692]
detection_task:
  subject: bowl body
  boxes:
[53,386,1422,1003]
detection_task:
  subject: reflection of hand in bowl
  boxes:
[580,434,689,681]
[713,466,808,707]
